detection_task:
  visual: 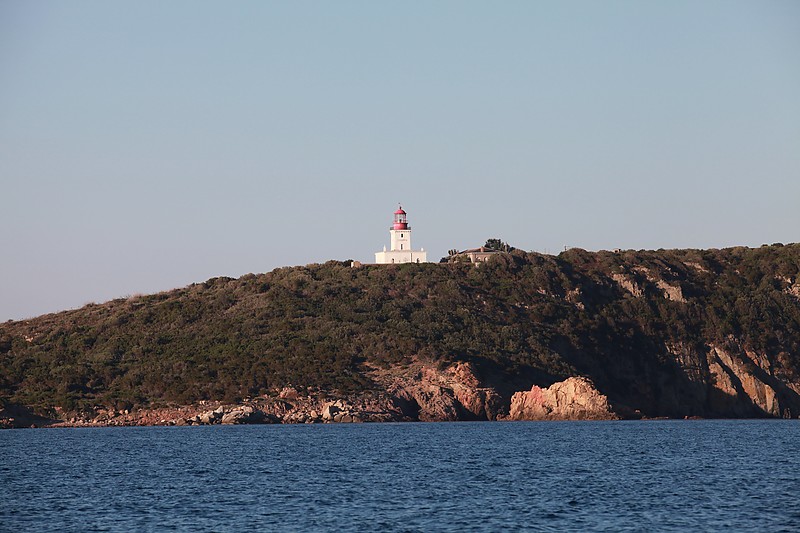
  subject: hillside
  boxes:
[2,244,800,425]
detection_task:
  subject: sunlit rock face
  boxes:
[508,377,618,421]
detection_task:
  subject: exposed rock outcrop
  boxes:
[220,405,267,424]
[611,273,644,297]
[656,279,686,303]
[319,400,365,423]
[508,377,618,421]
[377,361,504,421]
[198,406,224,424]
[786,282,800,299]
[706,344,782,416]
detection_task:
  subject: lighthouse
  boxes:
[374,206,428,264]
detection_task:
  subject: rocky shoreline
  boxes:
[0,389,410,429]
[4,357,798,429]
[1,362,632,429]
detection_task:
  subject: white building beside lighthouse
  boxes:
[375,206,428,264]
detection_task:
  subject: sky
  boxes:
[2,1,799,321]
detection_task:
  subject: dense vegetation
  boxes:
[2,244,799,417]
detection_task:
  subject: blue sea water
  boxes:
[2,420,800,532]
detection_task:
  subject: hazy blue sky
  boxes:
[2,1,799,320]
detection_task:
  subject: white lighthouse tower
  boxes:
[375,206,428,264]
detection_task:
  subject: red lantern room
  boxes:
[393,206,409,230]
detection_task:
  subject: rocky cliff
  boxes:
[2,244,800,426]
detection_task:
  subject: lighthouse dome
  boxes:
[392,205,408,230]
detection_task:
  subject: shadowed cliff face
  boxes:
[1,244,800,421]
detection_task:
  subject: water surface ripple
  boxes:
[2,420,799,532]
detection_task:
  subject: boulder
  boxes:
[220,406,266,425]
[509,377,618,421]
[321,403,341,421]
[278,387,299,400]
[198,410,218,424]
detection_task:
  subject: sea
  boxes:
[2,420,799,532]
